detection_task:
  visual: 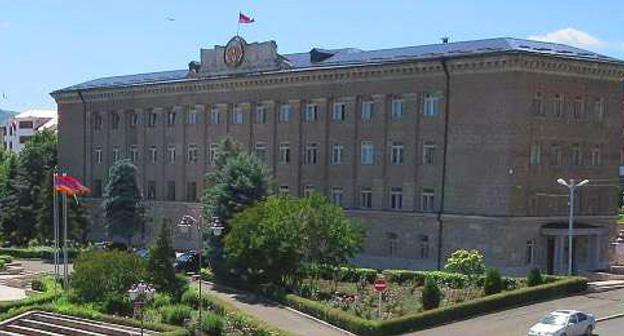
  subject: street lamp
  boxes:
[177,214,224,333]
[556,178,589,275]
[128,282,155,336]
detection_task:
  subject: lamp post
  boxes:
[128,282,155,336]
[178,215,223,334]
[557,178,590,275]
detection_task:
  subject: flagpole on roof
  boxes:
[237,11,241,36]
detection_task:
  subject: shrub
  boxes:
[101,293,132,315]
[180,288,199,308]
[30,279,45,292]
[200,267,215,282]
[527,268,543,287]
[483,268,503,295]
[201,313,225,336]
[444,249,486,276]
[152,293,172,308]
[421,277,442,310]
[0,246,80,260]
[71,250,147,303]
[160,304,193,326]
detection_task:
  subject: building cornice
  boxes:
[52,54,624,105]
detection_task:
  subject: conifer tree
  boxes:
[148,222,177,296]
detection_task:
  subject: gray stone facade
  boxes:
[52,37,624,275]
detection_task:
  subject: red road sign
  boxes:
[373,278,388,292]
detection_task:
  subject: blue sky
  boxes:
[1,0,623,111]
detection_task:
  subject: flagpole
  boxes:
[52,171,59,292]
[62,192,68,289]
[237,13,241,36]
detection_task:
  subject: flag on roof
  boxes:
[239,12,254,24]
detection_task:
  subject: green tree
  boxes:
[0,155,21,243]
[444,249,486,276]
[483,268,503,295]
[103,159,145,247]
[527,268,543,287]
[421,277,442,310]
[148,221,178,297]
[224,195,364,286]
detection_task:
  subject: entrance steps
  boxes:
[588,280,624,293]
[0,311,154,336]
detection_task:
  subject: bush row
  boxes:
[0,247,80,260]
[280,277,587,336]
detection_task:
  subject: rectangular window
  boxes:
[149,146,158,163]
[594,98,605,121]
[232,106,244,125]
[94,180,102,198]
[94,114,103,130]
[553,94,564,118]
[331,187,344,207]
[573,97,583,119]
[279,142,290,163]
[168,145,176,163]
[129,112,138,128]
[551,145,562,166]
[424,94,439,117]
[361,100,373,121]
[391,141,404,164]
[279,185,289,196]
[391,98,405,119]
[147,181,156,200]
[255,105,267,124]
[147,111,158,128]
[254,142,267,162]
[167,110,177,127]
[525,240,535,265]
[530,142,541,166]
[331,144,344,165]
[111,113,120,130]
[208,143,219,165]
[390,187,403,210]
[421,189,435,212]
[95,147,102,164]
[130,145,139,162]
[532,92,544,116]
[332,102,346,121]
[305,143,318,164]
[187,144,199,163]
[304,185,315,197]
[360,188,372,209]
[166,181,176,201]
[210,108,220,125]
[113,147,120,161]
[187,108,199,125]
[186,182,198,202]
[304,104,318,122]
[423,142,436,165]
[591,146,601,167]
[572,144,582,166]
[19,136,32,144]
[387,232,398,257]
[419,235,430,259]
[18,120,33,129]
[361,141,374,165]
[279,104,292,122]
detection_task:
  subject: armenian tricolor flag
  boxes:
[54,173,90,195]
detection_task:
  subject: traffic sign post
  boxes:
[373,278,388,318]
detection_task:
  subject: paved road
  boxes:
[408,289,624,336]
[595,317,624,335]
[200,282,350,336]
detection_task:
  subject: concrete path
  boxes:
[0,285,26,301]
[200,282,351,336]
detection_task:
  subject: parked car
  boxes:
[173,250,199,272]
[133,247,149,258]
[528,310,595,336]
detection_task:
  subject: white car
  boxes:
[528,310,595,336]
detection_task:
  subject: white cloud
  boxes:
[529,27,606,49]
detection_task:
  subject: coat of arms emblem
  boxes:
[224,36,245,68]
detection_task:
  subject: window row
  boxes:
[91,179,199,202]
[385,232,431,259]
[92,94,441,130]
[532,92,606,122]
[95,141,439,166]
[529,142,603,167]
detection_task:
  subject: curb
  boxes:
[597,312,624,322]
[201,280,354,335]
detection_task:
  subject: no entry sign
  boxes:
[373,278,388,292]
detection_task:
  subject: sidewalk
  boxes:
[200,282,350,336]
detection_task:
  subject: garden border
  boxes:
[277,277,588,336]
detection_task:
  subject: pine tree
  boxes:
[103,159,145,248]
[0,156,19,243]
[148,222,177,296]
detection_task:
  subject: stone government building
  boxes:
[51,36,624,275]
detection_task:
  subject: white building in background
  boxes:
[2,109,57,154]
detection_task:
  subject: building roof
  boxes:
[53,37,623,94]
[13,109,57,119]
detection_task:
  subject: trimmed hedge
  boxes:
[0,247,81,260]
[0,291,59,314]
[280,277,587,336]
